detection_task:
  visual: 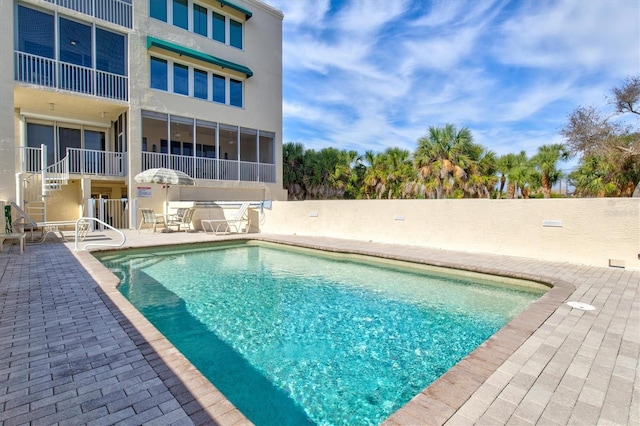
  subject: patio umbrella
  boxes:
[134,168,195,215]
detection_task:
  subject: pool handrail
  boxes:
[74,217,126,251]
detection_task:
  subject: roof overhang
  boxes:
[219,0,252,20]
[147,36,253,78]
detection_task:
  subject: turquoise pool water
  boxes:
[97,242,545,425]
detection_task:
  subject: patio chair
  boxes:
[9,201,39,240]
[201,202,251,235]
[166,207,196,232]
[10,201,89,242]
[138,208,165,233]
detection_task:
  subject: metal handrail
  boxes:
[74,217,126,251]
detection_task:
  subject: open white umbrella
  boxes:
[134,168,195,215]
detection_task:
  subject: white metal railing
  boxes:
[259,163,276,183]
[44,0,132,28]
[87,198,129,229]
[42,154,69,194]
[96,70,128,100]
[195,157,217,180]
[220,158,239,181]
[15,51,128,101]
[240,161,259,181]
[67,148,126,176]
[96,0,132,28]
[21,146,126,177]
[14,52,56,87]
[74,217,126,251]
[140,152,276,183]
[22,147,43,172]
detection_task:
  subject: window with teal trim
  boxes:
[230,78,242,107]
[150,57,168,90]
[230,19,243,49]
[173,0,188,30]
[173,63,189,95]
[194,68,208,99]
[212,74,226,103]
[212,12,225,43]
[193,4,207,36]
[150,0,167,21]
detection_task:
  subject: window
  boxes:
[229,19,243,49]
[173,0,188,30]
[17,6,55,58]
[173,63,189,95]
[150,0,167,21]
[259,132,275,164]
[193,4,208,36]
[150,57,245,108]
[230,79,243,107]
[194,68,208,99]
[212,12,225,43]
[150,57,168,90]
[27,123,55,166]
[59,18,92,67]
[96,28,126,75]
[212,74,225,103]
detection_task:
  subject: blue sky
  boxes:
[262,0,639,170]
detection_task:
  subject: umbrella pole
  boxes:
[164,185,169,216]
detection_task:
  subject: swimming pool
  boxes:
[97,241,546,425]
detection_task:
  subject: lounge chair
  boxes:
[166,207,196,232]
[9,201,89,242]
[201,202,251,235]
[9,201,39,240]
[138,208,165,233]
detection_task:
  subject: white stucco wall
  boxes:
[0,3,15,202]
[259,198,640,270]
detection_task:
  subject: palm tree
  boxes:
[414,124,476,199]
[569,154,618,196]
[362,150,387,199]
[378,147,413,199]
[283,142,305,200]
[464,148,497,198]
[531,144,571,198]
[495,154,516,199]
[502,151,529,199]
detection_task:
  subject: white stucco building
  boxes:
[1,0,284,228]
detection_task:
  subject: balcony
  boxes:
[142,152,276,183]
[15,51,128,101]
[43,0,132,28]
[22,147,127,177]
[20,148,276,183]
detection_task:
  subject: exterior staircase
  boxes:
[20,145,69,222]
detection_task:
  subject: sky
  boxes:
[261,0,639,170]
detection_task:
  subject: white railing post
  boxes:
[41,144,47,196]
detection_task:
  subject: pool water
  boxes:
[97,242,545,425]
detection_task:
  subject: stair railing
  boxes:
[74,217,126,251]
[42,146,70,194]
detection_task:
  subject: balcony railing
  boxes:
[43,0,132,28]
[15,51,128,101]
[142,152,276,183]
[67,148,126,176]
[21,147,126,177]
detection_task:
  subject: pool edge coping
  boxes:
[75,235,576,425]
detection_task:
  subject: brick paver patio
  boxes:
[1,230,638,425]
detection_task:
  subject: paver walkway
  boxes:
[0,230,638,425]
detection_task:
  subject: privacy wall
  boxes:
[260,198,640,270]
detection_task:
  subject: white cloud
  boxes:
[495,0,640,74]
[262,0,639,159]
